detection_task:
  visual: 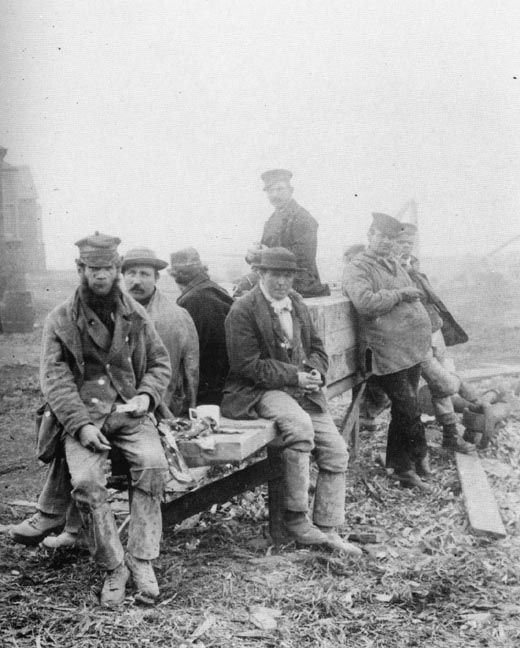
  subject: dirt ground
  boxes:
[1,270,520,647]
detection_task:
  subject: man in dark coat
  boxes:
[259,169,330,298]
[169,247,233,405]
[222,247,361,556]
[343,213,432,490]
[11,233,171,607]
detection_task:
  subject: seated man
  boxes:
[222,247,361,556]
[11,234,171,607]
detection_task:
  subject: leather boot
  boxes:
[126,553,160,603]
[415,454,433,480]
[393,469,432,491]
[313,471,345,529]
[317,526,363,557]
[10,512,65,546]
[442,423,476,454]
[100,562,130,608]
[284,511,329,545]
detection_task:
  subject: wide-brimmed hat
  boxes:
[75,231,121,267]
[370,213,402,238]
[169,247,203,270]
[256,247,303,272]
[121,247,168,272]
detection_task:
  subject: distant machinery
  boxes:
[0,147,40,332]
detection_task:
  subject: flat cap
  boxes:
[261,169,293,190]
[169,247,203,270]
[75,231,121,267]
[371,213,402,238]
[121,247,168,272]
[257,247,303,272]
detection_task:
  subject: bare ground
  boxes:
[1,271,520,647]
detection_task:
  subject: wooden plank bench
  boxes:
[160,294,366,543]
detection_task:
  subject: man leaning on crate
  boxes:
[221,246,361,557]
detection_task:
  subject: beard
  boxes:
[80,275,122,332]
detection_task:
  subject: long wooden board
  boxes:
[456,452,507,539]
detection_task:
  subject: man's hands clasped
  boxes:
[298,369,323,393]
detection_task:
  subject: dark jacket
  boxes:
[38,289,171,451]
[177,273,233,405]
[261,199,329,298]
[221,284,328,419]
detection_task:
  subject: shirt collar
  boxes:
[259,281,293,314]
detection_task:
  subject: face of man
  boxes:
[123,264,157,303]
[367,229,396,258]
[265,181,294,209]
[81,264,119,296]
[261,269,295,300]
[395,234,415,259]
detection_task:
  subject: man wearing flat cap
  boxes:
[169,247,233,405]
[222,247,361,556]
[343,214,432,490]
[12,232,171,607]
[258,169,330,298]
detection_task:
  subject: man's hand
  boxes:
[126,394,151,417]
[298,370,323,393]
[398,287,423,302]
[78,424,111,453]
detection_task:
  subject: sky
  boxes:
[1,0,519,271]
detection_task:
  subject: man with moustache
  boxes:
[222,247,361,556]
[343,214,432,490]
[11,233,171,608]
[257,169,330,298]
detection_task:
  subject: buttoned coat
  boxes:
[261,199,329,297]
[221,284,328,419]
[342,250,431,375]
[39,289,171,442]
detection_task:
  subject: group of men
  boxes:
[10,169,478,608]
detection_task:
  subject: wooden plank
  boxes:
[459,365,520,382]
[161,457,282,528]
[456,452,507,539]
[177,422,277,467]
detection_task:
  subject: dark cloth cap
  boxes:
[371,213,402,238]
[75,231,121,267]
[121,247,168,272]
[257,247,303,272]
[399,222,418,236]
[261,169,293,189]
[169,247,203,269]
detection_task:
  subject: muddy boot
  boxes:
[442,423,476,454]
[41,531,79,549]
[126,553,159,603]
[100,562,130,608]
[415,454,433,480]
[317,526,363,557]
[10,512,65,546]
[284,511,329,545]
[393,469,432,491]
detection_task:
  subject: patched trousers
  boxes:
[65,411,168,571]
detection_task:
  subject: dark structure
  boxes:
[0,147,40,332]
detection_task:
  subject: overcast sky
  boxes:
[1,0,519,270]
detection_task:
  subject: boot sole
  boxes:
[10,523,65,546]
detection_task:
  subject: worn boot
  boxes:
[10,512,65,546]
[100,562,130,608]
[41,531,79,549]
[442,423,476,453]
[284,511,329,545]
[393,469,432,491]
[317,526,363,557]
[415,454,433,480]
[126,553,160,603]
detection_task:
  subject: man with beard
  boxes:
[169,247,233,405]
[11,233,170,607]
[258,169,330,297]
[343,214,432,490]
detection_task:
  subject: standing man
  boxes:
[222,247,361,556]
[343,214,432,489]
[395,224,478,453]
[259,169,330,298]
[169,247,233,405]
[15,233,171,607]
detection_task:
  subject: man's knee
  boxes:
[275,410,315,452]
[317,435,349,473]
[130,467,166,496]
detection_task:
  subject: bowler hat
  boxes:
[75,231,121,267]
[261,169,293,190]
[256,247,303,272]
[370,213,402,238]
[169,247,203,270]
[121,247,168,272]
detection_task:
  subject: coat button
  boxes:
[98,378,105,385]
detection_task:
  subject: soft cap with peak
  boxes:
[75,231,121,267]
[169,247,203,270]
[121,247,168,272]
[257,247,303,272]
[261,169,293,190]
[370,213,402,238]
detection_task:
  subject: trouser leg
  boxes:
[313,471,345,528]
[37,456,72,518]
[282,448,311,513]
